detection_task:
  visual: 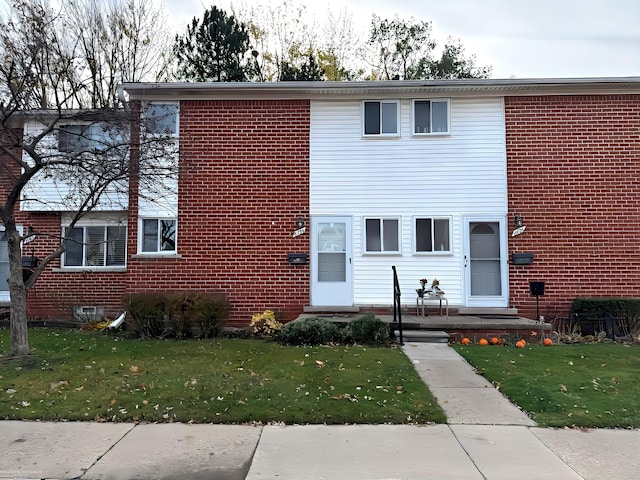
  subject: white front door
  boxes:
[463,218,508,307]
[311,216,353,306]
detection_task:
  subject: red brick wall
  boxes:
[506,94,640,320]
[126,99,311,327]
[22,213,127,320]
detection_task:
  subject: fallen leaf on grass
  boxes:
[49,381,69,392]
[315,360,324,368]
[110,399,116,406]
[74,386,84,392]
[560,384,567,393]
[293,360,305,366]
[129,365,139,373]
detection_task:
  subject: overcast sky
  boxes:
[163,0,640,79]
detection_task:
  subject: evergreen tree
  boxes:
[174,6,251,82]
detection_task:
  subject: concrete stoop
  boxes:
[394,330,449,343]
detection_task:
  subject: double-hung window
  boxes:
[63,225,126,267]
[144,103,179,136]
[59,124,110,153]
[415,217,451,253]
[365,218,400,253]
[363,100,399,136]
[140,218,177,254]
[413,99,450,135]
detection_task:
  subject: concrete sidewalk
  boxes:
[1,343,639,479]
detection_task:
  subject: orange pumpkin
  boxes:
[478,338,489,346]
[490,337,500,345]
[520,338,527,346]
[515,340,525,348]
[460,337,471,345]
[543,338,553,346]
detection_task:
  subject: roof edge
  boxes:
[122,77,640,100]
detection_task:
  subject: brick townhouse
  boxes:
[3,78,639,326]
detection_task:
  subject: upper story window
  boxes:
[363,100,399,137]
[140,218,177,254]
[144,103,179,136]
[365,217,400,253]
[413,99,450,135]
[415,217,451,253]
[63,225,126,267]
[58,124,115,153]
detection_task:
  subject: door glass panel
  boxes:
[317,223,346,282]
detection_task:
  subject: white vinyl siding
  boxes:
[310,96,507,307]
[20,120,129,212]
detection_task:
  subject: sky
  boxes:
[163,0,640,79]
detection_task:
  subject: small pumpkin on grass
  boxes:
[490,337,500,345]
[478,338,489,346]
[460,337,471,345]
[543,338,553,346]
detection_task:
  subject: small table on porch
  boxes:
[416,294,449,318]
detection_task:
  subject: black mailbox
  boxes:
[529,281,545,296]
[511,253,534,265]
[287,253,308,265]
[21,256,39,268]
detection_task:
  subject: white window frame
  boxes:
[61,224,127,269]
[144,102,179,137]
[362,100,400,137]
[414,216,452,254]
[412,98,450,136]
[58,122,123,154]
[363,217,401,254]
[137,217,178,255]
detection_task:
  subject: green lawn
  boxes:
[0,328,446,424]
[454,343,640,428]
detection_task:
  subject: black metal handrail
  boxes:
[392,265,403,345]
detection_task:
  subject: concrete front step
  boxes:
[395,330,450,343]
[457,307,518,316]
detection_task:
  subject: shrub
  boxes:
[122,293,168,338]
[123,291,230,339]
[278,317,342,346]
[250,309,283,336]
[344,313,391,346]
[571,297,640,338]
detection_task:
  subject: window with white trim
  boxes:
[144,103,179,136]
[63,225,126,267]
[365,218,400,253]
[140,218,177,253]
[363,100,399,136]
[415,217,451,253]
[58,123,119,153]
[412,99,450,135]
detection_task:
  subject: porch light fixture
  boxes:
[296,217,305,229]
[514,215,523,228]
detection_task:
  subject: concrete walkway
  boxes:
[1,343,639,479]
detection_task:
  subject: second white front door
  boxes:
[463,218,508,307]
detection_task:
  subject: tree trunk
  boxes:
[6,223,30,356]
